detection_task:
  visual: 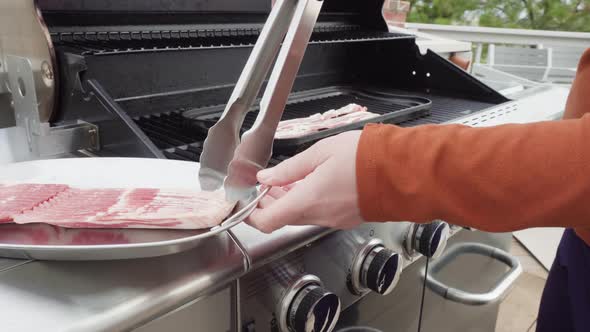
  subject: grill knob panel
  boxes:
[406,221,450,259]
[278,275,341,332]
[351,239,403,296]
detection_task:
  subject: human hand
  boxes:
[247,131,365,233]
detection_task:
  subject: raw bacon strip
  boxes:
[321,103,367,119]
[277,113,323,129]
[0,223,202,246]
[97,188,233,225]
[13,187,235,230]
[14,188,125,227]
[0,184,68,223]
[275,103,378,139]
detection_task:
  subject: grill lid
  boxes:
[38,0,388,31]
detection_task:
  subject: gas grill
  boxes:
[0,0,570,331]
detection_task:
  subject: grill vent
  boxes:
[458,103,519,126]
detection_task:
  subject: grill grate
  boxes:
[134,112,206,149]
[135,90,495,164]
[181,87,431,154]
[52,27,412,55]
[182,87,430,133]
[159,143,288,167]
[394,91,495,126]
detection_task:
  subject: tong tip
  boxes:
[198,167,225,192]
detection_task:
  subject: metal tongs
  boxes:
[199,0,324,202]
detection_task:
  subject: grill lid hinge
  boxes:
[7,55,100,157]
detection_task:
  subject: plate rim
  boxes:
[0,158,268,254]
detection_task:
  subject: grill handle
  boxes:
[421,242,522,306]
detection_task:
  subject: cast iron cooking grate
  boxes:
[181,86,431,154]
[158,143,289,167]
[183,94,428,130]
[134,90,495,164]
[133,112,288,165]
[393,91,496,126]
[134,112,206,150]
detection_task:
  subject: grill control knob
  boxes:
[351,239,403,296]
[279,275,341,332]
[405,221,450,259]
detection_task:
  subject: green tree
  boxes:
[407,0,481,25]
[408,0,590,32]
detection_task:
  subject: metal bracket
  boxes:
[7,55,99,157]
[33,120,99,157]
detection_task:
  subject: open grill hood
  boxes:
[35,0,507,160]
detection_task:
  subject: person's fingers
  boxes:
[258,195,275,209]
[257,142,328,187]
[246,208,279,233]
[246,208,281,233]
[282,183,297,192]
[267,186,288,199]
[254,187,286,211]
[247,180,318,233]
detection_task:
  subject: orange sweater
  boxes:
[357,49,590,246]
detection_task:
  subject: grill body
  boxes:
[0,1,559,332]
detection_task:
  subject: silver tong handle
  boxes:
[224,0,324,201]
[199,0,302,191]
[199,0,324,202]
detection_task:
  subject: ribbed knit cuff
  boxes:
[356,124,392,222]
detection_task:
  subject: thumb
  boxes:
[248,175,319,233]
[257,143,327,186]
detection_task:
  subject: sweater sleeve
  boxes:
[356,48,590,239]
[356,116,590,233]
